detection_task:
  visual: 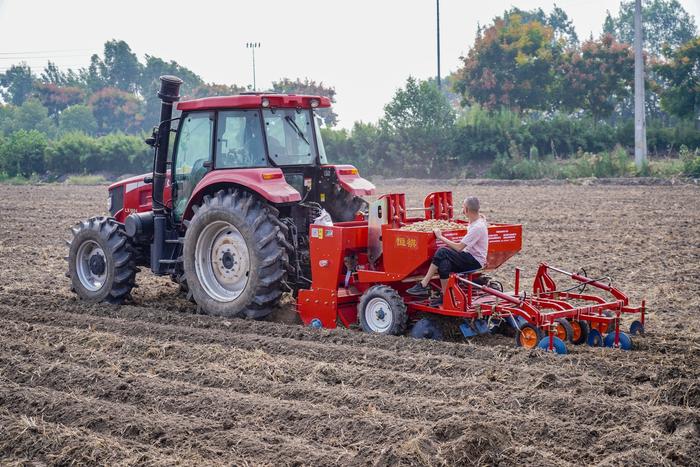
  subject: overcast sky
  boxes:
[0,0,698,128]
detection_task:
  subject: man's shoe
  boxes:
[406,283,430,296]
[429,295,443,307]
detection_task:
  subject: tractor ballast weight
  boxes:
[297,191,646,353]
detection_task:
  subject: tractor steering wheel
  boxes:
[222,148,251,167]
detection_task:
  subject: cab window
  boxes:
[216,110,266,168]
[173,112,214,220]
[263,108,314,165]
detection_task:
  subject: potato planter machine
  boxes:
[297,191,646,353]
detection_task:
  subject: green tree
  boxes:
[0,99,56,136]
[603,10,616,36]
[653,37,700,121]
[140,54,203,128]
[44,131,99,173]
[59,104,98,135]
[88,88,144,135]
[607,0,697,56]
[381,77,456,176]
[33,83,85,120]
[78,40,143,93]
[191,82,247,98]
[558,34,635,121]
[93,133,151,174]
[383,76,455,131]
[80,54,109,92]
[99,40,143,93]
[455,14,560,111]
[504,5,578,45]
[271,78,339,126]
[0,130,47,177]
[40,61,82,87]
[0,64,35,106]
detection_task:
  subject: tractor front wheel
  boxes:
[183,189,288,319]
[358,285,408,336]
[67,216,136,304]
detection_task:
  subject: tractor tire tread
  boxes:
[67,216,136,305]
[183,189,288,319]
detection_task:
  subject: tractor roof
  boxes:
[177,94,332,111]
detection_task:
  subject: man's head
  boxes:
[463,196,480,220]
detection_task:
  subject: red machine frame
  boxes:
[297,191,645,352]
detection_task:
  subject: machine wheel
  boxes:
[410,318,443,340]
[554,318,574,343]
[569,320,590,345]
[183,189,288,319]
[538,336,568,355]
[324,190,368,222]
[587,329,603,347]
[67,216,136,304]
[358,285,407,335]
[604,332,633,350]
[629,320,645,335]
[514,323,542,349]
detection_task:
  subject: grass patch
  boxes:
[65,175,107,185]
[488,147,688,180]
[0,176,30,185]
[0,174,33,185]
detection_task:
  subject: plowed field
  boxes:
[1,181,699,466]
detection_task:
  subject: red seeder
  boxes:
[297,191,645,353]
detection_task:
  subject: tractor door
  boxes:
[172,111,214,221]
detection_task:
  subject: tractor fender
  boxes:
[183,168,301,220]
[323,164,376,196]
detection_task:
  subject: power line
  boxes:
[0,49,91,56]
[0,55,88,60]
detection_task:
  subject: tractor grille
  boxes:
[109,185,124,216]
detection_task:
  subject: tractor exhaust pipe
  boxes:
[153,75,182,215]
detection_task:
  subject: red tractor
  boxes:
[67,76,374,319]
[68,76,645,352]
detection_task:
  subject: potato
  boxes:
[400,219,465,232]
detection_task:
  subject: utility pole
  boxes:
[633,0,647,169]
[436,0,441,89]
[246,42,260,91]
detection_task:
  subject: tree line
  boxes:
[0,0,698,180]
[322,1,699,178]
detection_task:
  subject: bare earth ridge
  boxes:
[0,182,698,466]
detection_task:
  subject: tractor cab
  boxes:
[169,94,352,222]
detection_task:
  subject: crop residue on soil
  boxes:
[0,182,699,465]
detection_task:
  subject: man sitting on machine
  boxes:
[407,196,488,300]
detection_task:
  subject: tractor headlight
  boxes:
[108,194,113,213]
[261,97,270,108]
[310,98,319,108]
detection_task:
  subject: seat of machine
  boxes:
[457,268,483,277]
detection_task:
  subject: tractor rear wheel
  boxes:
[67,216,137,304]
[183,189,288,319]
[358,285,408,336]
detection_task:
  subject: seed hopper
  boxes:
[297,191,646,353]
